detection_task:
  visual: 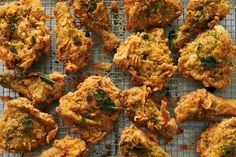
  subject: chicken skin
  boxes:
[124,0,182,31]
[0,97,58,153]
[37,135,88,157]
[174,88,236,124]
[119,124,171,157]
[197,117,236,157]
[0,0,51,72]
[54,2,93,73]
[56,75,121,144]
[113,28,177,91]
[71,0,120,51]
[120,86,178,139]
[173,0,230,49]
[0,72,65,108]
[178,25,235,89]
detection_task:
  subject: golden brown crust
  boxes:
[54,2,93,73]
[197,118,236,157]
[71,0,120,51]
[0,97,58,153]
[178,25,235,88]
[37,135,88,157]
[114,28,177,91]
[119,124,171,157]
[124,0,182,30]
[56,75,121,144]
[0,0,51,72]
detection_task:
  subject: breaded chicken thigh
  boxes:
[178,25,235,89]
[173,0,230,49]
[54,2,93,73]
[119,124,171,157]
[120,86,178,139]
[0,97,58,153]
[174,88,236,123]
[71,0,120,51]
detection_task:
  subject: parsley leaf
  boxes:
[199,57,219,67]
[94,89,106,101]
[39,74,55,84]
[99,97,116,111]
[22,116,33,129]
[133,145,148,153]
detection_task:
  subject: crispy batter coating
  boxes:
[124,0,182,30]
[56,75,121,144]
[120,86,178,139]
[0,72,65,107]
[178,25,235,89]
[54,2,93,73]
[174,88,236,124]
[0,97,58,153]
[197,117,236,157]
[0,0,51,72]
[173,0,230,49]
[114,28,177,91]
[37,135,88,157]
[119,124,171,157]
[71,0,120,51]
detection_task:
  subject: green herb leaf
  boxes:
[99,97,116,111]
[142,34,149,40]
[22,116,33,129]
[197,43,202,50]
[39,74,55,84]
[224,144,236,152]
[199,57,219,67]
[8,23,16,33]
[10,46,16,53]
[94,89,106,101]
[86,94,92,103]
[133,145,148,153]
[31,36,36,45]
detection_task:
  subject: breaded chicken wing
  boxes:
[124,0,182,30]
[0,0,51,72]
[178,25,235,89]
[0,72,65,107]
[0,97,58,153]
[173,0,230,49]
[71,0,120,51]
[37,135,88,157]
[174,88,236,123]
[56,75,121,144]
[119,124,171,157]
[120,86,178,139]
[113,28,177,91]
[54,2,93,73]
[197,117,236,157]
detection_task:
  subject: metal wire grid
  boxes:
[0,0,235,157]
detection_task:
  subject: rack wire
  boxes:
[0,0,235,157]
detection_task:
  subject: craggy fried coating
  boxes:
[0,0,51,72]
[173,0,230,49]
[0,97,58,153]
[71,0,120,51]
[54,2,93,73]
[197,117,236,157]
[114,28,177,91]
[178,25,235,89]
[124,0,182,30]
[120,86,178,139]
[56,75,121,144]
[174,88,236,124]
[37,135,88,157]
[0,72,65,107]
[119,124,171,157]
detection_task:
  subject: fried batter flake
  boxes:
[0,0,51,72]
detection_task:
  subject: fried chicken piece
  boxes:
[56,75,121,144]
[119,124,171,157]
[178,25,235,89]
[120,86,178,139]
[0,97,58,153]
[71,0,120,51]
[0,72,65,107]
[173,0,230,49]
[0,0,51,72]
[37,135,88,157]
[114,28,177,91]
[124,0,182,30]
[197,117,236,157]
[54,2,93,73]
[174,88,236,123]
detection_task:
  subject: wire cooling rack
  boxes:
[0,0,236,157]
